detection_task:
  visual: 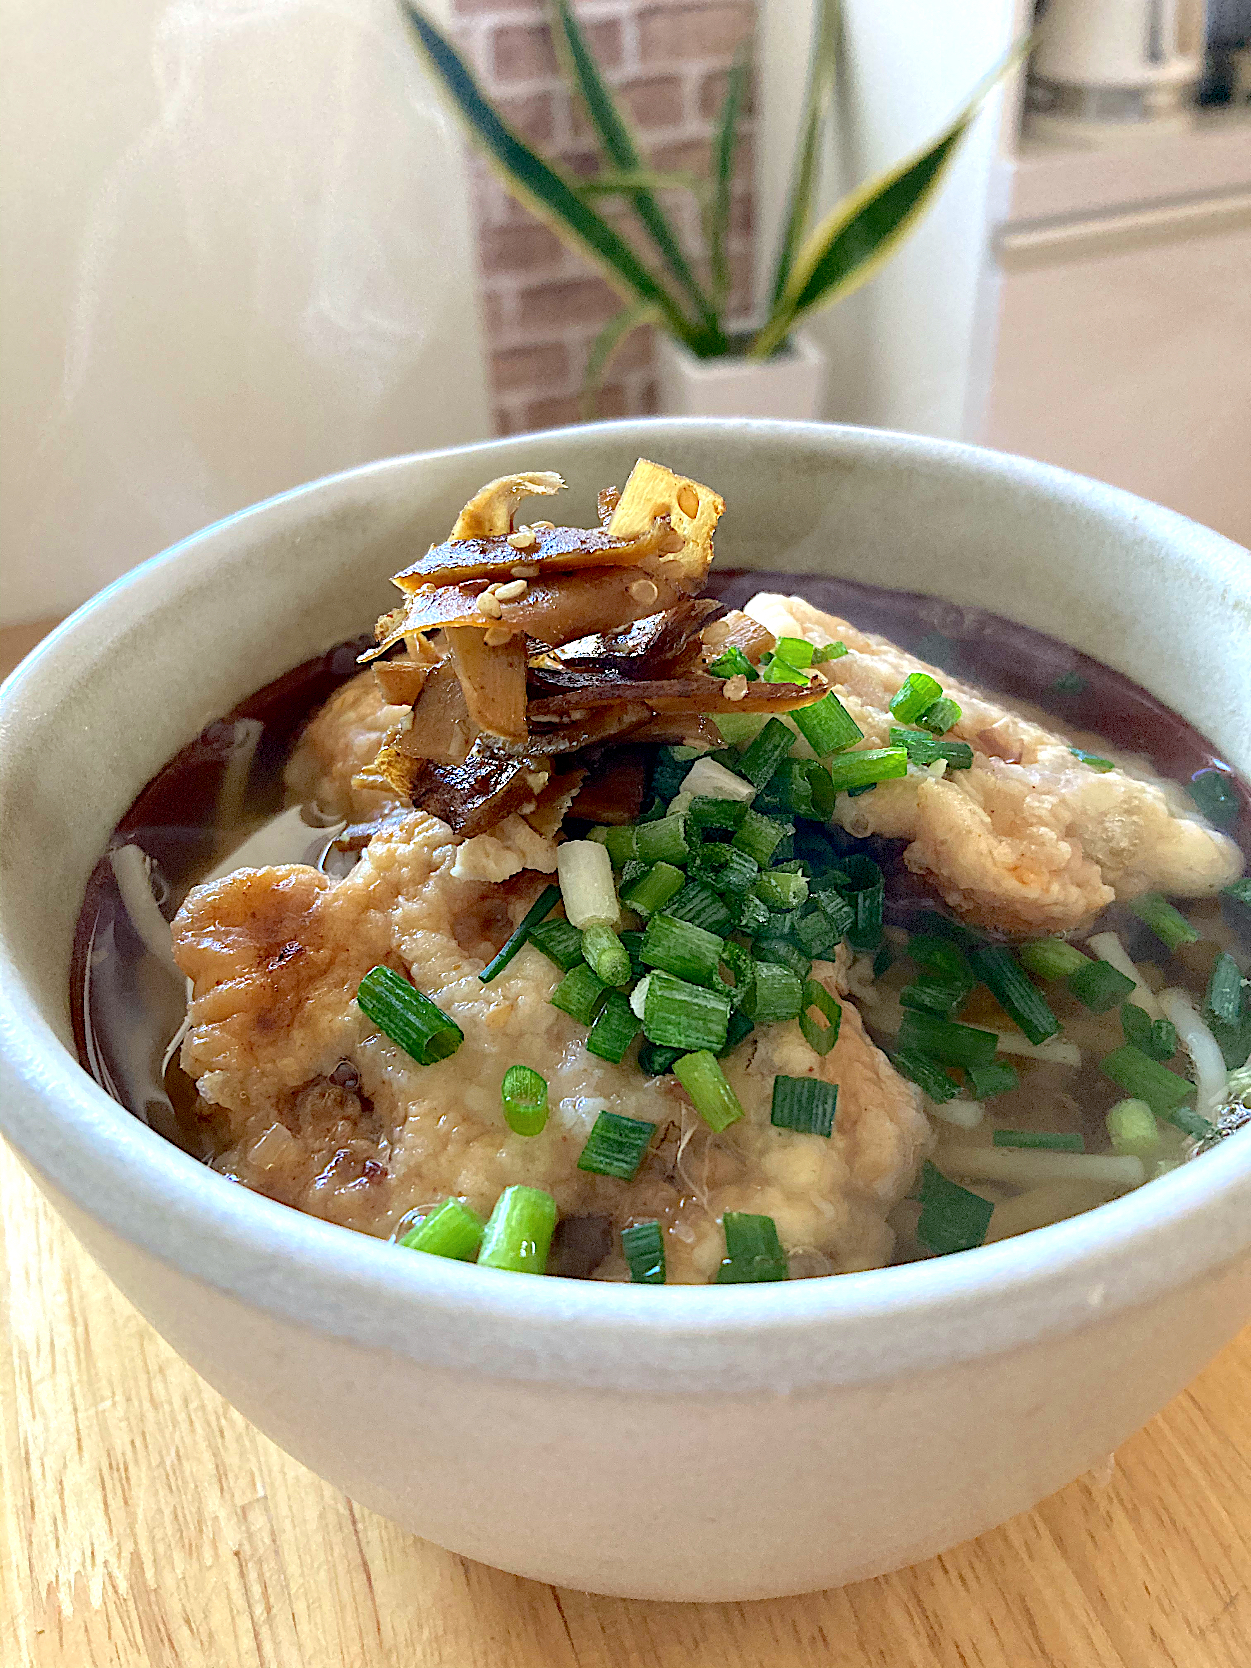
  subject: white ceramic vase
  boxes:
[656,330,826,420]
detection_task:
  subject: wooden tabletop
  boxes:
[2,620,1248,1667]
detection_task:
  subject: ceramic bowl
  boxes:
[2,420,1249,1602]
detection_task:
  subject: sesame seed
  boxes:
[507,528,538,551]
[629,578,659,604]
[724,674,749,702]
[510,562,540,578]
[475,591,503,618]
[530,520,555,531]
[494,578,528,601]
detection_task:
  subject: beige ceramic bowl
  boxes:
[1,420,1249,1600]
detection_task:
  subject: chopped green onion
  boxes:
[586,991,643,1062]
[581,923,632,987]
[736,717,796,789]
[672,1050,745,1132]
[1070,748,1114,773]
[528,917,585,971]
[663,879,735,935]
[966,945,1060,1045]
[478,1186,557,1274]
[1128,892,1199,951]
[714,1212,788,1282]
[1224,878,1251,909]
[892,1048,960,1102]
[650,747,691,803]
[812,887,856,942]
[992,1129,1084,1151]
[1106,1098,1162,1160]
[690,843,760,898]
[915,1161,993,1254]
[687,796,748,836]
[1018,938,1091,980]
[762,655,811,685]
[754,937,812,981]
[621,1220,666,1284]
[707,644,759,681]
[1100,1044,1202,1128]
[1188,768,1239,829]
[737,891,771,935]
[479,886,561,983]
[916,696,962,735]
[757,758,834,820]
[621,860,686,917]
[889,671,944,724]
[811,641,847,663]
[592,825,638,867]
[550,963,608,1025]
[556,839,619,929]
[899,977,969,1018]
[746,960,804,1024]
[889,727,974,769]
[400,1198,484,1261]
[1052,670,1085,695]
[965,1061,1020,1100]
[1209,1008,1251,1070]
[755,869,810,911]
[712,710,767,748]
[731,808,789,866]
[774,635,815,669]
[640,912,724,986]
[638,1039,683,1076]
[825,747,909,795]
[635,812,689,867]
[873,941,894,978]
[718,1010,755,1057]
[642,969,731,1051]
[896,1010,999,1068]
[800,979,841,1056]
[577,1110,656,1179]
[771,1073,838,1136]
[715,940,755,1012]
[789,692,863,756]
[679,758,758,805]
[793,904,842,958]
[356,966,464,1065]
[500,1064,549,1135]
[908,933,974,983]
[1067,958,1138,1013]
[837,855,886,953]
[1121,1002,1178,1060]
[1206,952,1244,1026]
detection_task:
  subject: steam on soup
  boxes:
[73,460,1251,1284]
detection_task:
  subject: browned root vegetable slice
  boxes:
[525,770,587,838]
[597,486,620,524]
[372,655,432,706]
[446,626,528,742]
[558,598,723,680]
[393,661,475,763]
[701,609,777,662]
[628,714,724,748]
[334,810,417,851]
[606,458,724,587]
[502,701,655,755]
[392,523,668,591]
[568,751,648,825]
[406,749,538,836]
[527,670,824,718]
[449,471,565,539]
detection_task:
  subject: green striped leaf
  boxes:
[708,44,748,308]
[767,0,840,309]
[581,300,656,419]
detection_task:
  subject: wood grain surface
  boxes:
[2,622,1248,1668]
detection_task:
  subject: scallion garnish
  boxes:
[592,825,639,867]
[356,966,464,1065]
[965,1060,1019,1100]
[896,1010,999,1068]
[585,990,642,1062]
[707,644,759,681]
[640,912,724,986]
[916,695,962,735]
[718,1009,755,1057]
[1224,878,1251,909]
[621,860,686,917]
[737,891,771,935]
[966,944,1060,1045]
[789,691,863,756]
[577,1110,656,1179]
[745,960,804,1024]
[899,977,969,1018]
[638,1039,683,1076]
[762,654,811,685]
[736,717,795,789]
[754,869,809,911]
[774,635,816,669]
[690,843,760,898]
[1100,1044,1205,1130]
[915,1161,993,1254]
[714,1212,788,1282]
[635,812,689,867]
[400,1198,484,1261]
[528,917,585,971]
[889,726,974,770]
[550,963,609,1026]
[1121,1003,1178,1060]
[642,969,731,1052]
[556,839,620,930]
[771,1073,838,1136]
[731,808,789,866]
[824,747,909,796]
[1105,1099,1162,1160]
[581,923,632,987]
[811,641,847,663]
[672,1050,745,1131]
[837,855,886,953]
[714,940,755,1012]
[1070,748,1114,773]
[1128,892,1200,951]
[1188,768,1239,829]
[891,1048,960,1102]
[621,1220,666,1284]
[1205,951,1244,1026]
[754,936,812,982]
[663,878,735,935]
[992,1129,1084,1151]
[477,1185,557,1274]
[687,795,748,835]
[500,1064,549,1135]
[479,885,561,983]
[888,671,944,724]
[1066,958,1137,1013]
[908,933,975,982]
[1017,938,1090,980]
[799,978,842,1056]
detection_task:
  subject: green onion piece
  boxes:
[966,944,1060,1045]
[813,887,856,941]
[737,892,771,935]
[642,969,731,1052]
[577,1110,656,1180]
[550,963,609,1025]
[500,1063,549,1135]
[1121,1002,1178,1060]
[908,933,975,982]
[746,960,804,1024]
[800,979,842,1056]
[635,812,689,867]
[896,1010,1000,1068]
[1206,951,1245,1026]
[1106,1098,1162,1161]
[621,1220,666,1284]
[1208,1009,1251,1071]
[891,1049,960,1102]
[916,1161,993,1254]
[899,977,970,1018]
[992,1128,1085,1151]
[965,1061,1019,1100]
[691,843,760,898]
[478,1186,557,1274]
[621,859,686,917]
[1128,892,1200,951]
[715,940,755,1012]
[590,825,636,868]
[586,991,643,1063]
[712,710,767,748]
[1053,670,1085,695]
[731,808,789,866]
[736,717,796,789]
[1224,878,1251,909]
[528,917,585,971]
[687,795,749,835]
[1100,1045,1204,1130]
[837,855,886,953]
[888,671,944,724]
[715,1212,788,1282]
[889,726,974,770]
[793,904,842,958]
[707,644,759,681]
[755,869,809,911]
[640,912,724,986]
[356,966,464,1065]
[638,1039,683,1076]
[825,747,909,796]
[479,885,561,983]
[718,1009,755,1057]
[771,1073,838,1136]
[757,758,834,820]
[581,923,632,987]
[663,879,735,935]
[1188,768,1240,829]
[762,655,811,685]
[1070,748,1115,773]
[789,691,863,756]
[774,635,816,669]
[873,941,895,978]
[916,695,962,735]
[650,747,691,803]
[1066,958,1138,1014]
[400,1198,484,1261]
[672,1050,745,1132]
[1017,938,1091,980]
[754,937,812,981]
[811,641,848,663]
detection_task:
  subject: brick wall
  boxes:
[449,1,758,435]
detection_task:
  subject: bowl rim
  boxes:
[2,416,1250,1393]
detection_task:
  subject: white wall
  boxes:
[0,0,490,626]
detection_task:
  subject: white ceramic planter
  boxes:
[1,421,1249,1601]
[656,330,826,419]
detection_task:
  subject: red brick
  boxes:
[454,0,544,15]
[479,221,566,275]
[610,322,657,374]
[491,342,572,393]
[493,89,557,146]
[699,63,756,120]
[492,15,622,83]
[648,136,714,176]
[525,382,627,430]
[516,275,621,331]
[618,74,686,128]
[638,4,753,66]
